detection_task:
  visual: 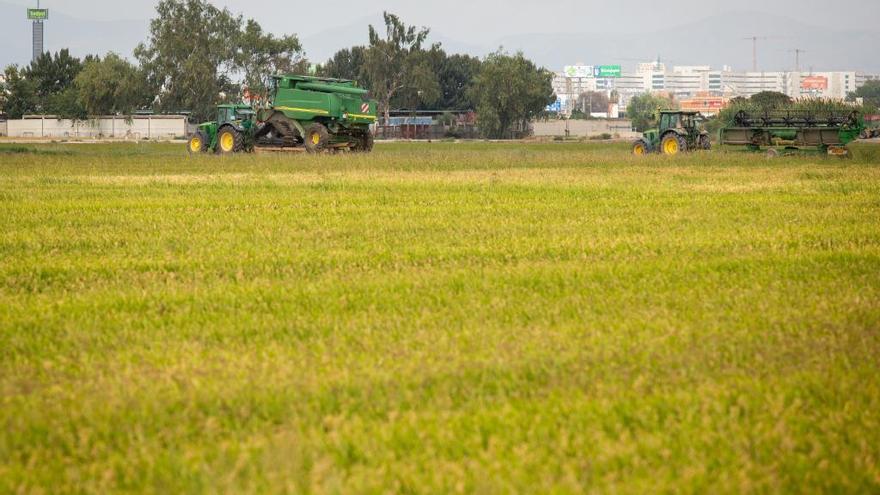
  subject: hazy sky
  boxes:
[8,0,880,42]
[3,0,879,71]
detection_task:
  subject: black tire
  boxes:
[351,130,374,153]
[631,139,649,156]
[699,134,711,151]
[217,126,243,154]
[660,133,687,155]
[187,130,209,154]
[304,123,330,153]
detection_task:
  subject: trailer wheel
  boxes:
[187,130,209,154]
[631,139,649,155]
[661,133,687,155]
[351,130,374,153]
[766,149,779,159]
[217,126,243,154]
[304,123,330,153]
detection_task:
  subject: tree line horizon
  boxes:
[0,1,554,139]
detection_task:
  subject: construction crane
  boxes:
[789,48,807,72]
[741,36,786,72]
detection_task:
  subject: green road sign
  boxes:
[596,65,621,78]
[27,8,49,20]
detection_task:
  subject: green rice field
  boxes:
[1,141,879,493]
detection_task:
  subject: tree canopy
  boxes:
[363,12,438,124]
[848,80,880,111]
[626,93,675,132]
[469,50,555,139]
[76,53,153,116]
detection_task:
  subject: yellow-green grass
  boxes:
[1,142,879,493]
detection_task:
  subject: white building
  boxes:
[551,60,880,115]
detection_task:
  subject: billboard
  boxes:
[801,76,828,90]
[595,65,622,78]
[564,65,594,78]
[27,8,49,20]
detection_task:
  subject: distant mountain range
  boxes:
[2,2,878,74]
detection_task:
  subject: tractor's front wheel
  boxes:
[187,130,209,154]
[661,133,687,155]
[304,123,330,153]
[217,127,243,154]
[631,139,650,156]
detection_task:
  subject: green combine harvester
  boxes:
[188,75,378,154]
[719,109,866,157]
[631,110,712,155]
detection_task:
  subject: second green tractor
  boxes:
[632,110,711,155]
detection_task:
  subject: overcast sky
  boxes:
[8,0,879,41]
[2,0,879,71]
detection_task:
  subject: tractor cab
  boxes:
[633,110,711,155]
[216,104,255,126]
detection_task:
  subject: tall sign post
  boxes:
[28,2,49,62]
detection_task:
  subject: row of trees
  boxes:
[0,2,554,139]
[317,12,553,137]
[0,0,304,122]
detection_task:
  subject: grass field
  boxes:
[2,141,879,493]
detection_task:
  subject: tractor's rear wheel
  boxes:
[631,139,649,156]
[661,133,687,155]
[187,130,209,154]
[699,135,711,151]
[304,123,330,153]
[217,127,243,154]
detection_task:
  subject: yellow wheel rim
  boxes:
[311,132,321,145]
[189,137,201,152]
[633,144,645,155]
[220,132,234,152]
[663,138,679,155]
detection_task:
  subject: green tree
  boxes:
[393,48,441,110]
[749,91,791,110]
[2,65,37,119]
[626,93,675,132]
[25,49,83,103]
[321,46,368,82]
[236,19,306,101]
[364,12,437,124]
[848,80,880,110]
[75,53,153,116]
[469,50,554,139]
[423,50,481,111]
[45,87,87,120]
[135,0,242,121]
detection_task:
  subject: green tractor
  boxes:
[187,74,378,154]
[188,104,256,154]
[632,110,711,155]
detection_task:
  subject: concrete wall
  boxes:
[533,119,639,139]
[6,115,187,139]
[0,121,7,137]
